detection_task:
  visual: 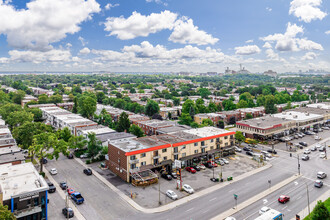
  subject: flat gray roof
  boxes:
[96,132,136,143]
[237,116,292,129]
[157,125,191,134]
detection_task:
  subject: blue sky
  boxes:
[0,0,329,73]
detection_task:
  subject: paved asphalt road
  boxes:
[44,134,330,220]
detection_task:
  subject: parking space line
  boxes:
[202,209,209,214]
[209,197,217,202]
[185,208,194,212]
[282,206,287,210]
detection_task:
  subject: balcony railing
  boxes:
[129,159,139,164]
[14,205,42,218]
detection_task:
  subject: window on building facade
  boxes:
[230,135,233,139]
[201,141,205,146]
[174,147,178,153]
[210,146,214,150]
[163,156,167,160]
[210,139,214,143]
[141,161,146,166]
[225,143,228,146]
[201,148,205,153]
[141,153,146,158]
[130,155,136,160]
[162,148,167,153]
[194,150,198,153]
[174,155,178,160]
[216,138,219,142]
[216,145,220,149]
[131,164,136,169]
[182,145,186,149]
[225,136,228,139]
[182,153,186,157]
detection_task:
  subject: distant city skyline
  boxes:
[0,0,330,73]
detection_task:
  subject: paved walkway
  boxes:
[210,174,302,220]
[291,189,330,220]
[75,157,272,213]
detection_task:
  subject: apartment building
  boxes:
[194,113,222,125]
[135,119,177,135]
[0,163,49,220]
[108,127,235,183]
[0,125,25,165]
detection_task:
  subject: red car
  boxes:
[67,188,75,195]
[207,161,218,167]
[185,167,197,173]
[278,195,290,203]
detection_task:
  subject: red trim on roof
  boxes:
[236,122,282,130]
[125,144,171,156]
[172,131,235,147]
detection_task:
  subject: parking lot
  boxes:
[92,154,259,208]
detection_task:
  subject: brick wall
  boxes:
[108,144,128,182]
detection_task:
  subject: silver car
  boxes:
[166,190,178,200]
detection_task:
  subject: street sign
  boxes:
[174,160,181,168]
[234,194,238,200]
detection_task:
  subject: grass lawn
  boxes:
[304,197,330,220]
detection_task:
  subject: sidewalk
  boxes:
[75,157,272,213]
[211,174,301,220]
[291,189,330,220]
[44,167,86,220]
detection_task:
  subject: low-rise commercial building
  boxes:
[135,119,177,135]
[0,163,49,220]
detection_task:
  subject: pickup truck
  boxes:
[71,192,84,205]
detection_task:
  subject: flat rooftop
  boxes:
[307,103,330,110]
[0,151,25,165]
[110,137,169,153]
[183,126,232,138]
[293,107,330,116]
[273,111,323,121]
[0,145,21,154]
[157,125,191,134]
[237,116,292,129]
[0,163,48,200]
[79,126,115,135]
[96,132,136,143]
[152,134,186,144]
[138,119,176,128]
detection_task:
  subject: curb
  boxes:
[291,189,330,220]
[210,174,302,220]
[75,157,272,213]
[43,167,86,220]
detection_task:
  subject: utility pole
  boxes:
[298,155,300,175]
[306,183,311,218]
[324,141,327,160]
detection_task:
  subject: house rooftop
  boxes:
[156,125,191,134]
[0,163,48,201]
[96,132,136,143]
[273,111,323,121]
[110,137,169,153]
[183,126,233,138]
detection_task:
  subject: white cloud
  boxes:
[78,36,88,47]
[325,30,330,35]
[169,17,219,45]
[0,57,9,64]
[261,22,323,51]
[245,39,253,43]
[266,7,272,12]
[289,0,327,23]
[79,47,91,55]
[8,49,71,63]
[235,45,261,55]
[66,43,72,48]
[265,49,280,60]
[146,0,168,6]
[0,0,100,51]
[105,3,119,10]
[263,42,272,49]
[302,52,317,60]
[104,10,177,40]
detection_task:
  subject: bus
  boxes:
[254,208,283,220]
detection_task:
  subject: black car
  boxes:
[299,142,308,147]
[192,165,201,171]
[161,173,172,180]
[62,207,74,218]
[41,158,48,164]
[60,181,67,190]
[83,168,92,176]
[203,162,213,169]
[243,147,251,151]
[246,151,254,156]
[67,153,74,159]
[267,149,277,154]
[47,182,56,193]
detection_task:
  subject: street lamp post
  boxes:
[306,182,311,217]
[298,155,300,175]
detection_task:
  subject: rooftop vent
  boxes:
[293,115,298,118]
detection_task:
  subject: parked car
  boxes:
[198,164,206,170]
[161,173,173,180]
[259,206,270,215]
[319,152,326,159]
[304,149,311,154]
[71,192,84,205]
[185,167,197,173]
[171,172,177,179]
[67,188,75,195]
[310,146,317,151]
[314,180,323,188]
[83,168,92,175]
[192,165,201,171]
[267,149,277,154]
[323,126,329,130]
[304,131,312,135]
[47,182,56,193]
[235,146,242,152]
[314,136,321,140]
[301,155,309,161]
[67,153,74,159]
[225,217,236,220]
[204,162,213,169]
[41,158,48,164]
[318,128,323,132]
[62,207,74,218]
[221,158,229,164]
[183,184,194,194]
[278,195,290,203]
[297,133,304,138]
[243,147,251,151]
[80,153,89,159]
[294,143,303,149]
[317,171,327,179]
[50,168,57,175]
[299,142,307,147]
[319,147,325,152]
[215,160,225,166]
[60,181,67,190]
[166,190,178,200]
[315,143,322,149]
[246,151,254,156]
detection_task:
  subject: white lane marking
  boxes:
[202,209,209,214]
[229,189,234,192]
[288,209,291,212]
[186,208,194,212]
[209,197,217,202]
[263,199,268,204]
[282,206,288,210]
[294,181,299,186]
[296,196,302,200]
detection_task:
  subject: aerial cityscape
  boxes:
[0,0,329,220]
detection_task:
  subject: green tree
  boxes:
[237,100,248,108]
[79,95,97,119]
[49,94,63,104]
[296,84,302,91]
[173,97,180,106]
[12,90,25,104]
[222,99,236,111]
[129,124,145,137]
[310,200,330,220]
[0,204,16,220]
[217,120,225,129]
[265,95,277,114]
[235,131,246,146]
[57,127,72,142]
[182,99,197,116]
[72,96,78,113]
[0,90,10,104]
[199,88,211,99]
[7,111,34,129]
[96,92,106,103]
[29,132,68,172]
[178,113,193,126]
[86,133,103,159]
[0,103,22,120]
[26,108,43,122]
[190,122,200,128]
[208,102,217,112]
[245,113,253,119]
[116,112,130,132]
[145,100,160,117]
[68,135,87,150]
[38,94,49,104]
[202,118,214,126]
